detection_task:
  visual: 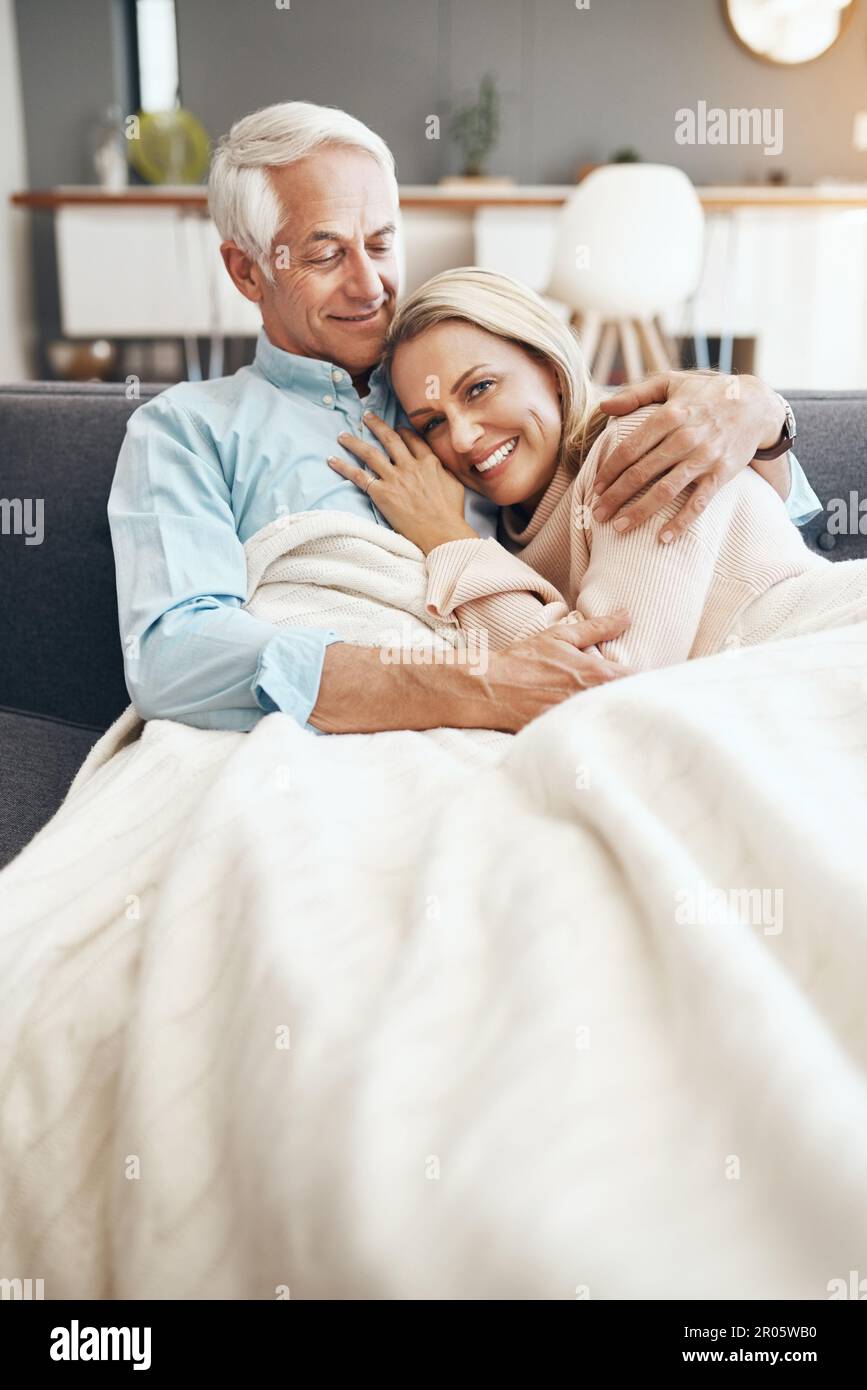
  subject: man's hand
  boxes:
[309,610,633,734]
[486,611,634,730]
[593,371,787,543]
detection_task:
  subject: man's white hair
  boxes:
[208,101,397,282]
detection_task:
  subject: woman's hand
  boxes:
[327,411,479,554]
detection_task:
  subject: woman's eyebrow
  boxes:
[408,364,493,419]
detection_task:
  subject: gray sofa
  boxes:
[1,381,866,869]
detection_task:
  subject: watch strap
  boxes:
[754,395,797,461]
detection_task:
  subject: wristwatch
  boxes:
[754,394,797,461]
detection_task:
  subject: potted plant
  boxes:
[577,147,642,182]
[441,74,513,187]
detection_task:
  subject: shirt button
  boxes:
[322,393,334,406]
[332,370,344,383]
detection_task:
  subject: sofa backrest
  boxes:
[0,382,165,731]
[0,382,865,733]
[785,390,867,561]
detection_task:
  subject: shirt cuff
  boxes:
[784,450,822,527]
[252,628,344,734]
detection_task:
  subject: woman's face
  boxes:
[390,321,563,511]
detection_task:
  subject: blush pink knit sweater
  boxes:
[424,406,833,670]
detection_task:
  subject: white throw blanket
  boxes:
[70,509,507,781]
[2,511,867,1300]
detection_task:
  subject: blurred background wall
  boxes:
[14,0,867,190]
[10,0,867,384]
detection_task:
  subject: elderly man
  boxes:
[108,101,819,736]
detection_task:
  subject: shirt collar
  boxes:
[253,329,390,403]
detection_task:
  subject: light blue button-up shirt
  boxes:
[107,329,821,734]
[771,448,821,526]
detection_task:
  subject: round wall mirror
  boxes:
[724,0,855,66]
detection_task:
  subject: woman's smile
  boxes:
[469,435,520,480]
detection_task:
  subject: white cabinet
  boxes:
[56,205,260,337]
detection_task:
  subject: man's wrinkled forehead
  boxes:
[294,198,397,250]
[270,159,398,246]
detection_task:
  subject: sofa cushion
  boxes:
[0,709,102,869]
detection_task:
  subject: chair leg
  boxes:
[619,320,643,383]
[576,310,602,371]
[653,315,682,369]
[183,335,202,382]
[593,323,618,384]
[636,319,674,373]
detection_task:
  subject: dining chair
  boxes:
[547,163,705,383]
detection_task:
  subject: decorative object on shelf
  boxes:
[723,0,856,66]
[46,339,118,382]
[447,73,509,183]
[126,108,210,185]
[438,175,516,189]
[90,105,128,190]
[576,149,641,183]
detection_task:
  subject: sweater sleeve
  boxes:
[424,536,569,651]
[570,412,744,670]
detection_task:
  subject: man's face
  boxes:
[256,147,399,378]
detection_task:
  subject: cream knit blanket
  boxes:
[2,513,867,1300]
[70,508,508,785]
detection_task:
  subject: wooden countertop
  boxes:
[12,184,867,212]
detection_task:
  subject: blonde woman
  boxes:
[327,269,863,670]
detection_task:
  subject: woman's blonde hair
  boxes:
[384,267,607,472]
